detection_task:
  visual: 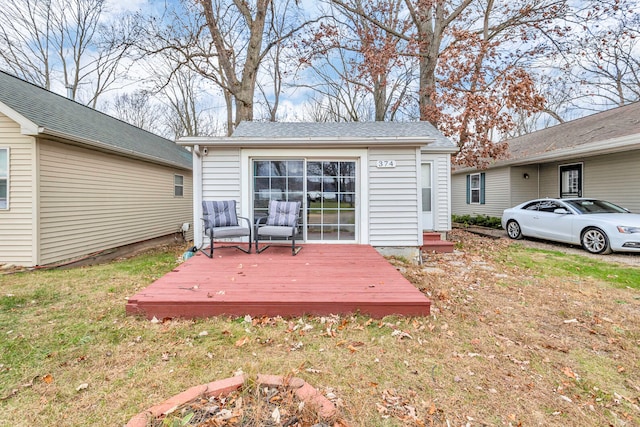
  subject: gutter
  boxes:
[178,136,458,152]
[36,127,192,170]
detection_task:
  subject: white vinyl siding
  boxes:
[202,148,242,204]
[430,154,453,231]
[0,113,36,266]
[368,148,420,246]
[37,139,192,265]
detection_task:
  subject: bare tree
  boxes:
[570,23,640,109]
[137,0,314,134]
[111,90,166,135]
[157,66,224,139]
[0,0,135,106]
[299,47,374,122]
[301,0,415,121]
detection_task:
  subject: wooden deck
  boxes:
[125,244,430,319]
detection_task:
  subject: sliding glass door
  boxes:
[252,159,357,242]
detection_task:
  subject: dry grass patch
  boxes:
[1,233,639,426]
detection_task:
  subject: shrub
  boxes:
[452,214,502,229]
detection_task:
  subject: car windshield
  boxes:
[564,199,628,214]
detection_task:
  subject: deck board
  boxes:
[125,244,430,319]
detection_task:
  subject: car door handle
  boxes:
[533,216,539,220]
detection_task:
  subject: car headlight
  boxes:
[617,226,640,234]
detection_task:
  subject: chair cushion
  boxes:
[257,225,296,238]
[266,200,300,227]
[203,200,238,227]
[208,225,251,239]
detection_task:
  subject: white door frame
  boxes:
[240,148,369,244]
[421,161,434,230]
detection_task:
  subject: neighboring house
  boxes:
[452,102,640,218]
[179,121,458,261]
[0,70,193,267]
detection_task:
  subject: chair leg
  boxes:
[199,240,213,258]
[291,235,302,256]
[255,234,269,254]
[235,239,252,254]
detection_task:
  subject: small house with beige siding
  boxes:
[452,102,640,218]
[179,122,458,261]
[0,71,193,267]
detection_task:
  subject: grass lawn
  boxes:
[1,231,639,426]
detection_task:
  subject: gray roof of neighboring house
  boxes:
[506,102,640,161]
[453,102,640,173]
[0,70,191,169]
[233,121,456,148]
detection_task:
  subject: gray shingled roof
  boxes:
[0,70,191,169]
[233,121,455,147]
[506,102,640,161]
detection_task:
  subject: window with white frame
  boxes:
[469,173,481,204]
[0,148,7,209]
[174,174,184,197]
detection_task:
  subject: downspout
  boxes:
[192,145,203,248]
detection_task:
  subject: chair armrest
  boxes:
[255,216,268,226]
[238,216,252,228]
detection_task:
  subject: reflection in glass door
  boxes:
[252,159,356,242]
[253,159,304,221]
[306,161,356,241]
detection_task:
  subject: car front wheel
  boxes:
[506,220,523,240]
[581,227,612,254]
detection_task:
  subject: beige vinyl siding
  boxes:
[537,162,559,198]
[451,173,468,215]
[368,148,420,246]
[536,151,640,212]
[38,139,192,265]
[0,113,36,266]
[509,166,539,206]
[451,167,510,218]
[582,151,640,212]
[202,148,242,206]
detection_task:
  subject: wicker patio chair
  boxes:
[201,200,251,257]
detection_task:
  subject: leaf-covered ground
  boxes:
[0,231,638,426]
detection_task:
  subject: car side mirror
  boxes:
[554,208,570,214]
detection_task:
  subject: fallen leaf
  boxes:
[43,374,54,384]
[76,383,89,392]
[561,366,576,379]
[235,336,250,347]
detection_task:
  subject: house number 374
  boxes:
[376,160,396,168]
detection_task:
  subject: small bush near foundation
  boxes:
[452,214,502,229]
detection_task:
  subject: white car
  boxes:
[501,198,640,254]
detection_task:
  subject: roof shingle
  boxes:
[0,70,191,169]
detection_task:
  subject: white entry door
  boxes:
[421,163,433,230]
